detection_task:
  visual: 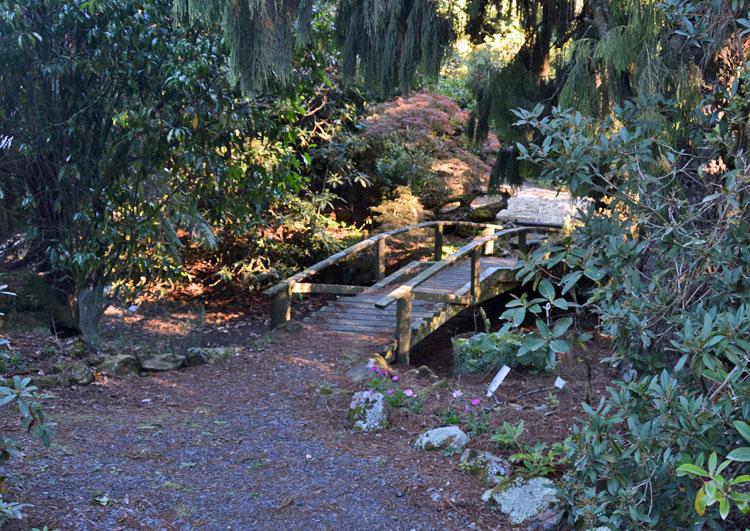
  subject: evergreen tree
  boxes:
[176,0,456,96]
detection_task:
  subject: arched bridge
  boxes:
[264,221,557,364]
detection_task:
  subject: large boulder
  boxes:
[482,477,559,527]
[414,426,468,452]
[100,354,140,377]
[348,390,388,432]
[139,353,185,372]
[459,449,510,485]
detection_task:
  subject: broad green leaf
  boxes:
[676,463,709,477]
[560,271,583,294]
[550,339,570,353]
[720,496,730,520]
[727,447,750,462]
[674,354,688,372]
[538,279,555,300]
[709,452,717,475]
[733,421,750,444]
[552,317,573,338]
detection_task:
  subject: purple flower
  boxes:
[404,389,415,397]
[471,398,481,406]
[391,375,400,382]
[464,405,471,413]
[386,389,394,395]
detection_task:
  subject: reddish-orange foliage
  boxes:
[362,91,499,198]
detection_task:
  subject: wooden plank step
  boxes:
[365,260,432,292]
[329,300,442,311]
[314,308,436,320]
[325,324,396,333]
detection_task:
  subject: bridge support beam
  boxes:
[396,290,413,365]
[375,238,386,281]
[471,248,481,303]
[481,227,495,255]
[433,223,443,261]
[518,231,527,253]
[271,281,293,328]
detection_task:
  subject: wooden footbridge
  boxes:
[264,221,556,364]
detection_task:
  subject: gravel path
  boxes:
[2,327,487,530]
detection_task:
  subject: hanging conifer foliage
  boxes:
[173,0,314,93]
[174,0,455,96]
[335,0,456,96]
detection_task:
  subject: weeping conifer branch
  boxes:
[335,0,456,96]
[173,0,314,93]
[174,0,454,96]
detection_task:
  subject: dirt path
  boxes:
[2,325,500,530]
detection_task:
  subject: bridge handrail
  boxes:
[374,225,557,308]
[262,220,507,297]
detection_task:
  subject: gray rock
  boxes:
[404,365,439,383]
[459,449,510,485]
[67,362,94,385]
[482,477,558,525]
[100,354,140,377]
[414,426,468,452]
[348,390,387,431]
[185,347,237,366]
[525,508,564,531]
[54,360,94,385]
[140,353,185,372]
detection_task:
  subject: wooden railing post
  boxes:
[481,227,494,255]
[271,281,293,328]
[375,237,386,281]
[471,247,481,303]
[396,289,413,365]
[518,230,527,253]
[433,223,443,261]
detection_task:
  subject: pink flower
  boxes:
[391,375,400,382]
[404,389,415,397]
[452,390,463,399]
[471,398,481,406]
[386,389,394,395]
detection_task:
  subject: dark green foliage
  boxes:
[561,371,748,528]
[335,0,456,96]
[0,373,54,524]
[173,0,310,93]
[452,328,551,374]
[0,0,304,336]
[497,4,750,523]
[176,0,455,96]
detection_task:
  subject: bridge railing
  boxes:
[263,220,515,328]
[373,225,558,361]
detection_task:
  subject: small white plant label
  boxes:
[486,365,511,397]
[554,376,567,389]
